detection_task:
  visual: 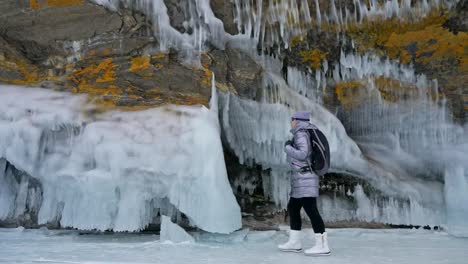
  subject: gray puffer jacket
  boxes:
[284,121,320,198]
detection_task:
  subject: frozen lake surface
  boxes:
[1,227,467,264]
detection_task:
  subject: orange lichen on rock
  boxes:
[345,10,467,72]
[201,68,213,87]
[0,57,42,85]
[385,23,468,71]
[300,49,327,69]
[171,94,209,106]
[30,0,84,9]
[151,54,166,60]
[68,58,119,96]
[30,0,40,9]
[151,53,167,70]
[335,81,363,108]
[373,77,422,103]
[290,35,305,47]
[130,55,151,72]
[346,10,447,52]
[73,58,117,82]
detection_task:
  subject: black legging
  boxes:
[288,197,326,234]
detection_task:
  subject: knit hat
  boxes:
[292,111,310,121]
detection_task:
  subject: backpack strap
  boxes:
[304,129,316,174]
[312,128,326,151]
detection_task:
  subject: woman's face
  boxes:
[291,120,297,128]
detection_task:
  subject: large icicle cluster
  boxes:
[232,0,312,49]
[323,0,457,28]
[91,0,456,54]
[92,0,227,62]
[218,37,467,232]
[230,0,456,50]
[0,85,241,233]
[319,184,446,226]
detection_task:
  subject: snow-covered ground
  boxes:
[1,227,467,264]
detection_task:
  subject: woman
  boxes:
[277,111,331,256]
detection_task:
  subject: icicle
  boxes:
[209,72,218,112]
[314,0,322,27]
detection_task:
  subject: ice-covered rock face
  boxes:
[230,0,455,50]
[218,29,467,234]
[0,0,466,238]
[92,0,227,62]
[89,0,456,56]
[0,160,42,226]
[218,64,453,227]
[0,84,241,234]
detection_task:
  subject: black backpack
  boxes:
[306,128,330,176]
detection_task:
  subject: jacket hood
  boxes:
[290,120,317,134]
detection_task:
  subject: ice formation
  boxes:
[230,0,456,49]
[90,0,457,56]
[92,0,227,62]
[0,0,466,237]
[232,0,312,50]
[218,24,466,231]
[0,84,241,233]
[160,215,195,243]
[218,65,453,228]
[442,144,468,237]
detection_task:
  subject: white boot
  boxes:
[278,230,302,252]
[304,232,331,256]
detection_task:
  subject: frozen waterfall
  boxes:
[218,67,453,228]
[0,84,241,233]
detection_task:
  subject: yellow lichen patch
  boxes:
[87,92,209,112]
[171,94,209,106]
[30,0,40,9]
[385,24,468,71]
[300,49,327,69]
[46,0,83,7]
[0,58,42,85]
[151,53,167,70]
[335,81,363,108]
[290,35,305,47]
[346,10,447,53]
[200,53,212,69]
[342,8,468,94]
[74,58,117,82]
[30,0,83,9]
[68,58,119,96]
[151,54,166,60]
[201,68,213,87]
[129,55,151,72]
[74,84,121,98]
